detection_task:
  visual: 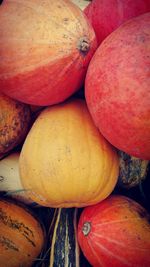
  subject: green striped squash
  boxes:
[117,150,149,188]
[49,208,80,267]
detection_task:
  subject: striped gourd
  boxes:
[50,208,79,267]
[0,198,45,267]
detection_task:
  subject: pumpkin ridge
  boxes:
[94,217,149,228]
[97,149,119,200]
[94,239,132,266]
[92,204,127,219]
[81,146,118,204]
[76,102,105,204]
[92,232,150,251]
[89,140,109,201]
[87,236,104,267]
[76,103,92,203]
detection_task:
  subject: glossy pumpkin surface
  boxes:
[78,195,150,267]
[0,198,45,267]
[19,99,119,208]
[0,0,97,106]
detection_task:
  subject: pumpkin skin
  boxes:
[0,0,97,106]
[19,99,119,208]
[78,195,150,267]
[84,0,150,45]
[0,198,45,267]
[85,13,150,160]
[0,93,31,158]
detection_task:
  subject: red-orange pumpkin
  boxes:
[0,0,97,106]
[78,195,150,267]
[85,13,150,160]
[84,0,150,45]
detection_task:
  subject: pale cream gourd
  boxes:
[0,152,35,205]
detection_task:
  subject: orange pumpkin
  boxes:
[78,195,150,267]
[0,93,31,158]
[19,99,119,208]
[0,0,97,106]
[0,198,45,267]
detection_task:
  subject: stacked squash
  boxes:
[0,0,150,266]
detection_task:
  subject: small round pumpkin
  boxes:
[0,93,31,158]
[0,0,97,106]
[78,195,150,267]
[19,99,119,208]
[0,198,45,267]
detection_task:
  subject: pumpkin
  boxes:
[84,0,150,45]
[117,150,149,188]
[0,0,97,106]
[0,152,36,205]
[78,195,150,267]
[19,99,119,208]
[85,13,150,160]
[0,198,45,267]
[0,93,31,159]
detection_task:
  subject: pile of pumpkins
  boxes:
[0,0,150,266]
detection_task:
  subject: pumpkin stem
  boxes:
[78,37,90,54]
[82,222,91,236]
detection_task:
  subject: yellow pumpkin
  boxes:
[0,93,31,158]
[19,99,119,208]
[0,198,45,267]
